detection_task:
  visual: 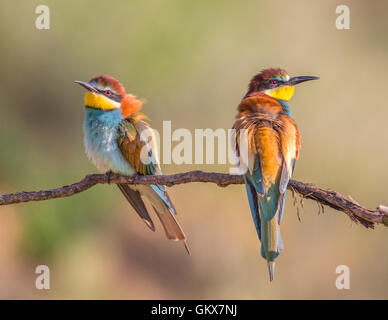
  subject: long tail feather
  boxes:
[267,261,275,282]
[117,184,155,231]
[260,211,283,261]
[152,206,190,254]
[138,185,190,254]
[258,185,285,281]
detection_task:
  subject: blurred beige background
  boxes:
[0,0,387,299]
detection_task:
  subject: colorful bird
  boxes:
[232,68,318,281]
[75,75,189,253]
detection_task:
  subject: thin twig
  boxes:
[0,171,387,229]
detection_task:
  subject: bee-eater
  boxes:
[232,68,318,281]
[75,75,189,253]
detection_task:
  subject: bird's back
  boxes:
[234,94,300,189]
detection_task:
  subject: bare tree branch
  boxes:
[0,171,387,229]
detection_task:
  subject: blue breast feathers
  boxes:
[277,99,292,117]
[83,108,135,175]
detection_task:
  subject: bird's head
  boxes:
[244,68,319,101]
[75,75,145,118]
[75,75,126,111]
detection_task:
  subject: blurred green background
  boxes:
[0,0,387,299]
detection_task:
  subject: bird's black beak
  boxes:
[288,76,319,86]
[74,80,98,93]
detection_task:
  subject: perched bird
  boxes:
[75,75,189,253]
[232,68,318,281]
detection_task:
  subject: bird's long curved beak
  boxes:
[288,76,319,86]
[74,80,98,93]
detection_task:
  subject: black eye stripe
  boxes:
[255,79,287,92]
[97,89,122,102]
[110,93,122,102]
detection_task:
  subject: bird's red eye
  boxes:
[106,90,112,96]
[271,80,278,86]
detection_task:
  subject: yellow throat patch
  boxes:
[84,92,120,110]
[265,85,295,101]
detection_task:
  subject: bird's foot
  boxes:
[105,170,113,184]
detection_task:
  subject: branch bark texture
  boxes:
[0,171,387,229]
